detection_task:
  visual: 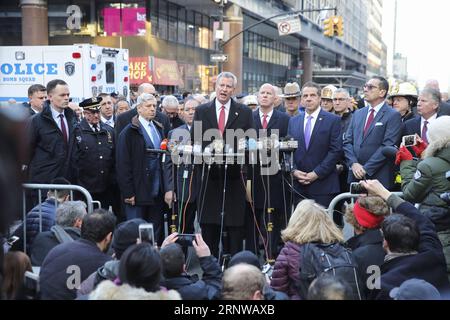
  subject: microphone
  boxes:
[211,139,224,154]
[381,146,398,159]
[160,139,168,163]
[248,138,257,165]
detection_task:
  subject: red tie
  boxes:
[422,120,429,144]
[363,108,375,137]
[262,114,268,129]
[59,114,68,143]
[218,105,226,135]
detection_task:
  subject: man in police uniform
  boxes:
[73,97,116,212]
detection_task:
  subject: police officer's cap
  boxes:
[79,97,102,112]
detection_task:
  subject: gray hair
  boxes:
[56,201,87,228]
[420,88,441,105]
[216,72,238,88]
[333,88,350,99]
[161,95,179,109]
[137,83,156,95]
[137,93,157,106]
[192,94,208,105]
[184,97,201,109]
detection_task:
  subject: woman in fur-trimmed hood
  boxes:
[89,243,181,300]
[398,115,450,279]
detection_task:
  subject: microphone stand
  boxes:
[218,148,232,263]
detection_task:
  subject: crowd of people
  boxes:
[1,72,450,301]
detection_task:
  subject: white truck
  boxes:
[0,44,129,103]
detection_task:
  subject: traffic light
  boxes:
[323,16,344,37]
[323,17,334,37]
[335,16,344,37]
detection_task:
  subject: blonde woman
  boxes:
[270,200,344,300]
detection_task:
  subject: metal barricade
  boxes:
[327,192,404,241]
[328,192,404,216]
[20,183,95,254]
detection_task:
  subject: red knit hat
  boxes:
[353,200,385,229]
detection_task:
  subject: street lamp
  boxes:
[213,0,228,73]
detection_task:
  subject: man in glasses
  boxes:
[343,76,402,189]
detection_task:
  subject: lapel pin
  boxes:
[235,112,238,116]
[319,118,323,121]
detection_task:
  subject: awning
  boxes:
[152,57,181,86]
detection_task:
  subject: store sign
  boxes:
[129,57,152,84]
[153,57,180,86]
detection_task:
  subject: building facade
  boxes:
[1,0,369,95]
[367,0,387,77]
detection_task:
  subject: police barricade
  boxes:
[327,192,404,241]
[20,183,95,254]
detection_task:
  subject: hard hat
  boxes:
[321,85,337,99]
[243,95,258,106]
[390,82,418,98]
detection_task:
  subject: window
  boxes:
[106,62,115,84]
[99,2,147,37]
[178,8,186,44]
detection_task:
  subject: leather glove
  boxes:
[395,146,413,166]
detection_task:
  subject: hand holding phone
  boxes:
[138,223,155,246]
[402,135,417,147]
[350,182,367,194]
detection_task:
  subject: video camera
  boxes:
[440,171,450,204]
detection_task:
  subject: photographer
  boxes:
[395,116,450,279]
[159,233,222,300]
[360,180,450,300]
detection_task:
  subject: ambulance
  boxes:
[0,44,129,103]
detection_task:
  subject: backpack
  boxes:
[297,242,363,300]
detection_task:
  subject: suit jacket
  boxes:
[439,101,450,116]
[288,109,342,196]
[191,99,254,226]
[343,103,402,188]
[252,109,290,209]
[402,116,421,138]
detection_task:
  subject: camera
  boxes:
[139,223,155,246]
[350,182,367,194]
[175,233,196,247]
[402,135,417,147]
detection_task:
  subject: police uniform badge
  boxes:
[107,131,113,144]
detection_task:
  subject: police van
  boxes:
[0,44,129,103]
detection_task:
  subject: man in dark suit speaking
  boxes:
[191,72,254,257]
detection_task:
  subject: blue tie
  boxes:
[149,121,161,148]
[304,115,313,149]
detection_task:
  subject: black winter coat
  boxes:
[160,255,222,300]
[346,229,385,297]
[27,102,77,183]
[39,239,111,300]
[116,116,169,205]
[369,196,450,300]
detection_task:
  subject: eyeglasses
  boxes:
[333,98,348,102]
[364,84,379,91]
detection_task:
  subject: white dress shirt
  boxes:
[101,115,115,128]
[365,101,385,126]
[215,99,231,126]
[303,107,322,133]
[421,113,438,134]
[50,106,69,138]
[259,109,273,128]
